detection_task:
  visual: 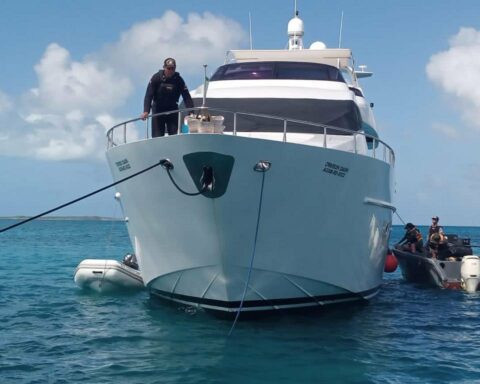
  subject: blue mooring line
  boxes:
[228,169,267,336]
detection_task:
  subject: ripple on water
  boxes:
[2,223,480,383]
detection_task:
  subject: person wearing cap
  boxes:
[428,216,444,240]
[396,223,424,253]
[427,216,446,258]
[141,58,194,137]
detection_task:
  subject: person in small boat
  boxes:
[428,233,449,259]
[396,223,424,253]
[427,216,447,259]
[428,216,445,240]
[141,57,194,137]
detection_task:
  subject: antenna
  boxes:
[294,0,298,16]
[202,64,208,107]
[249,12,253,50]
[338,11,344,48]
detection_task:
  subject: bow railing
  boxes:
[106,107,395,166]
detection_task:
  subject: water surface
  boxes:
[1,220,480,383]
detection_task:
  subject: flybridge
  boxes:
[227,10,373,80]
[228,10,352,68]
[226,49,353,68]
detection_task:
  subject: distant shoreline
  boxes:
[0,216,123,221]
[0,216,476,227]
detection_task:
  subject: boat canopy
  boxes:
[227,49,353,68]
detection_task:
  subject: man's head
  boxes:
[432,216,439,225]
[163,57,176,78]
[405,223,415,230]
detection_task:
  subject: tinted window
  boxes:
[211,62,275,81]
[276,62,344,81]
[210,62,345,82]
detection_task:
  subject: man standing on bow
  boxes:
[141,58,194,137]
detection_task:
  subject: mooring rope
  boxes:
[0,160,164,234]
[158,159,213,196]
[165,166,210,196]
[228,161,270,336]
[395,211,406,226]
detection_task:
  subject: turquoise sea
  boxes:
[1,220,480,383]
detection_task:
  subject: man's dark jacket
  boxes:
[143,71,194,113]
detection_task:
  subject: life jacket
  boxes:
[428,225,442,238]
[407,228,423,243]
[414,229,423,242]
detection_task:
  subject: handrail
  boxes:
[106,106,395,166]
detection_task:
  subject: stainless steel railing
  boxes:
[106,107,395,166]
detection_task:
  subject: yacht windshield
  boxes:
[210,62,345,82]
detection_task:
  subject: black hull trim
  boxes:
[149,286,380,312]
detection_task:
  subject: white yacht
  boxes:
[105,12,395,314]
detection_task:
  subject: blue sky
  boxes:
[1,0,479,226]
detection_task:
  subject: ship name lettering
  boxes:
[323,162,349,178]
[116,159,131,172]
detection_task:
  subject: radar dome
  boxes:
[287,17,304,36]
[310,41,327,50]
[287,12,304,50]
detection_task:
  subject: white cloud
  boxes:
[0,11,246,161]
[431,122,459,139]
[0,90,12,114]
[31,123,103,161]
[0,42,135,160]
[29,43,133,114]
[99,11,246,80]
[0,110,104,160]
[426,27,480,129]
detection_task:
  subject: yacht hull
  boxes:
[106,134,393,312]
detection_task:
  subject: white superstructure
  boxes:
[105,12,395,314]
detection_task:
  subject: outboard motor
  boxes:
[461,256,480,293]
[123,253,139,270]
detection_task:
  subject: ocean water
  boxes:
[1,220,480,384]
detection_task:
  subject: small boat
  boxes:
[392,235,480,292]
[74,254,144,292]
